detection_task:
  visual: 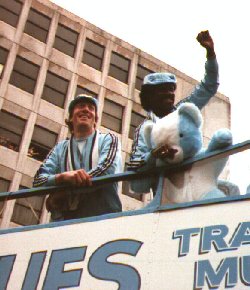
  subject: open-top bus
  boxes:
[0,140,250,290]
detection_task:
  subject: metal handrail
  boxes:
[0,140,250,202]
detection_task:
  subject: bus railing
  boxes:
[0,140,250,203]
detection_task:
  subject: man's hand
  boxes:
[196,30,216,59]
[56,169,92,187]
[151,144,178,160]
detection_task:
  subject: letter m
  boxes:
[194,257,237,289]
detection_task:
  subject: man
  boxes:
[33,94,122,221]
[128,30,219,191]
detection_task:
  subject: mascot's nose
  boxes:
[165,148,178,160]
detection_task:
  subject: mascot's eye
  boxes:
[179,133,184,138]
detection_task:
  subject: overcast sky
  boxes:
[50,0,250,191]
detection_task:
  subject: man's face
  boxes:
[150,83,176,117]
[71,101,97,133]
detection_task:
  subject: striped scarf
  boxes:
[66,130,99,171]
[65,130,99,210]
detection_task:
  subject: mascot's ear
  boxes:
[178,103,202,128]
[144,122,154,149]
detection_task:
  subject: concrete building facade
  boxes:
[0,0,230,228]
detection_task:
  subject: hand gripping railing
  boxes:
[0,140,250,203]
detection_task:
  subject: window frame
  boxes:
[129,110,145,139]
[24,7,51,43]
[101,99,123,133]
[109,51,130,84]
[28,124,58,162]
[82,38,105,71]
[0,0,22,27]
[0,110,26,152]
[9,55,40,94]
[0,177,10,218]
[11,185,45,226]
[0,46,9,79]
[53,22,79,57]
[42,70,69,108]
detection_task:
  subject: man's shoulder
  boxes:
[52,139,69,150]
[57,139,69,145]
[139,117,157,129]
[97,131,121,148]
[98,130,118,141]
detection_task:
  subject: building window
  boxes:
[82,38,104,71]
[101,99,123,133]
[109,52,130,83]
[0,110,26,152]
[42,71,69,108]
[11,186,45,226]
[0,178,10,218]
[129,111,145,139]
[136,64,154,91]
[28,125,57,162]
[75,85,98,98]
[9,56,40,94]
[0,46,8,78]
[0,0,22,27]
[24,7,51,43]
[54,23,78,57]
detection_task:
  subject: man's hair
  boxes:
[65,118,74,132]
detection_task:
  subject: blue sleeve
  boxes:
[127,121,157,193]
[33,144,61,187]
[88,133,122,177]
[176,58,219,110]
[127,120,157,171]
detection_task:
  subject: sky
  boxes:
[50,0,250,192]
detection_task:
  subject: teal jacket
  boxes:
[34,130,122,219]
